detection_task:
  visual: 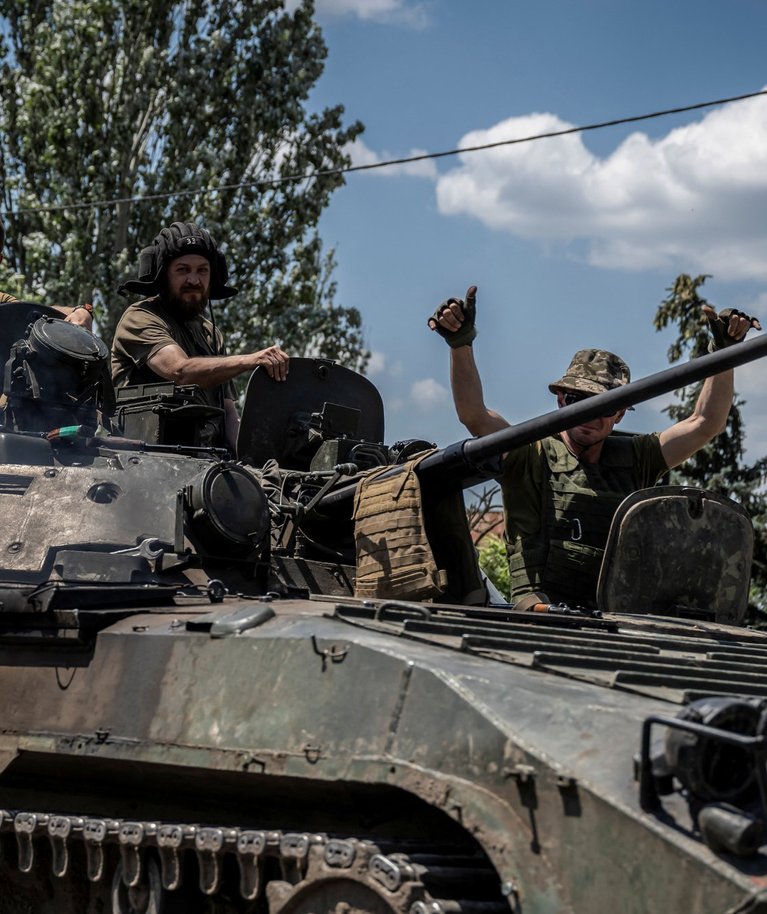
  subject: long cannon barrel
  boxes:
[422,333,767,484]
[319,333,767,508]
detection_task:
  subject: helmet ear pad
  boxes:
[136,246,159,284]
[212,248,231,289]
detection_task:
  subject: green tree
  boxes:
[477,535,510,601]
[654,273,767,610]
[0,0,367,369]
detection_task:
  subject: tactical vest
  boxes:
[353,452,448,601]
[113,297,229,448]
[507,436,644,608]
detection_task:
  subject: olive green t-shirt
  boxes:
[111,296,236,405]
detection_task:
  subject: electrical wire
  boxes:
[2,88,766,218]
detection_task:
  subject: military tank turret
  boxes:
[1,300,767,914]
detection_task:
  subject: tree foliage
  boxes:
[654,273,767,609]
[466,484,509,599]
[477,535,510,601]
[0,0,367,369]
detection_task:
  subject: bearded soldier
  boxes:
[112,222,289,452]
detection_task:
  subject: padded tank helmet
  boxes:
[118,222,238,300]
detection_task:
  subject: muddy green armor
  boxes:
[504,434,666,608]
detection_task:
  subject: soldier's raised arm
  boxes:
[659,305,762,469]
[428,285,509,438]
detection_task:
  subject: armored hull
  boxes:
[2,579,767,913]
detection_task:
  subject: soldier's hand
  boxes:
[428,285,477,348]
[63,305,94,329]
[253,345,289,381]
[703,305,762,352]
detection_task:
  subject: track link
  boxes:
[0,810,510,914]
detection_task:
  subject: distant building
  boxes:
[469,510,504,545]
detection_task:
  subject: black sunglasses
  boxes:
[561,391,618,418]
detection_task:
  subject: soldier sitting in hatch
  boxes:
[0,217,94,329]
[112,221,290,453]
[429,286,761,610]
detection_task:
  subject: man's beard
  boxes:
[167,289,209,320]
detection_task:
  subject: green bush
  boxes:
[477,535,510,601]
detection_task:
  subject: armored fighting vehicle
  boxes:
[1,300,767,914]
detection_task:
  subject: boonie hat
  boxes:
[549,348,631,397]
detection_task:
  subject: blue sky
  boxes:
[298,0,767,458]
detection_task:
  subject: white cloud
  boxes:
[365,351,409,379]
[435,92,767,281]
[286,0,429,27]
[366,350,386,375]
[411,377,448,409]
[345,138,439,179]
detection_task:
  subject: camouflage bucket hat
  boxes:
[549,348,632,399]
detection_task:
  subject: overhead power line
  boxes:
[4,88,766,218]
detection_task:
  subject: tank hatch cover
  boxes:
[0,300,61,365]
[237,358,385,468]
[597,486,753,625]
[28,317,109,365]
